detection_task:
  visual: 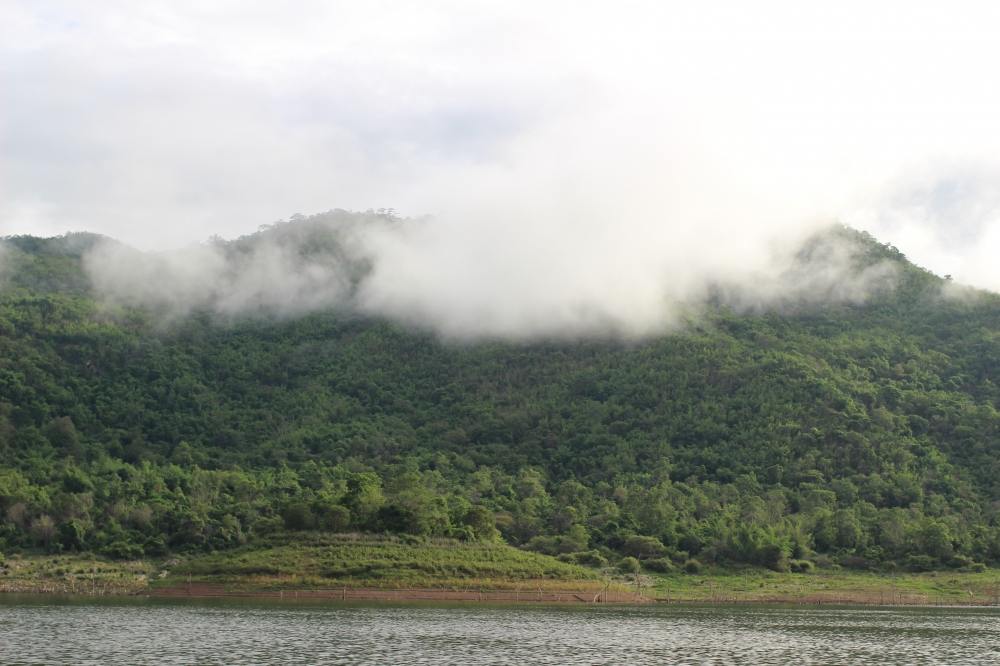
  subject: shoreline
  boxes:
[5,549,1000,608]
[4,583,1000,608]
[148,585,1000,607]
[148,583,648,604]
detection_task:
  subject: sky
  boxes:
[3,1,1000,310]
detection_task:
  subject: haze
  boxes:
[3,1,1000,336]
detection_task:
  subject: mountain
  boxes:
[1,215,999,573]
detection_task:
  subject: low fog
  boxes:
[81,209,902,339]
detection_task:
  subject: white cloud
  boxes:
[4,0,1000,312]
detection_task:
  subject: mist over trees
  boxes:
[1,219,999,574]
[77,210,907,339]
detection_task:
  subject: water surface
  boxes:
[1,597,998,664]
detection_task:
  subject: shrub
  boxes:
[759,543,790,572]
[683,559,702,574]
[143,535,168,556]
[643,557,675,573]
[559,550,608,567]
[30,516,57,548]
[317,505,351,532]
[102,540,144,559]
[948,555,975,570]
[254,516,284,534]
[400,533,426,545]
[904,554,936,572]
[622,535,667,560]
[282,503,316,531]
[447,525,476,542]
[618,556,641,575]
[462,506,500,542]
[373,505,423,534]
[812,554,836,570]
[789,559,815,573]
[526,535,561,556]
[840,555,874,570]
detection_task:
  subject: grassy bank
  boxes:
[0,553,154,595]
[650,568,1000,605]
[4,535,1000,605]
[152,533,603,592]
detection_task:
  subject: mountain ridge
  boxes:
[1,217,998,574]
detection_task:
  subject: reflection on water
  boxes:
[1,598,999,664]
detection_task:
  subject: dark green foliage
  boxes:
[558,549,609,567]
[622,535,667,560]
[642,557,675,573]
[317,504,351,532]
[1,224,1000,572]
[282,503,316,531]
[463,506,500,542]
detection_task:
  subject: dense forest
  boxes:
[1,215,999,575]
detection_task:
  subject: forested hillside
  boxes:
[1,217,999,574]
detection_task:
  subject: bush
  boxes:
[526,535,561,556]
[679,534,703,555]
[812,554,836,570]
[462,506,500,542]
[447,525,476,542]
[282,503,316,531]
[254,516,284,534]
[400,533,426,545]
[373,505,423,534]
[670,550,689,564]
[618,556,641,575]
[143,535,168,556]
[683,559,702,574]
[789,559,815,573]
[840,555,874,570]
[559,550,608,567]
[643,557,675,573]
[759,543,790,572]
[948,555,975,570]
[102,540,144,559]
[622,535,667,560]
[949,555,987,573]
[317,505,351,532]
[58,520,87,551]
[527,533,588,555]
[904,554,936,572]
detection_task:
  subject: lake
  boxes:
[1,598,999,664]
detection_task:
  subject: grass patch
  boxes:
[0,553,154,594]
[650,567,1000,605]
[155,532,602,591]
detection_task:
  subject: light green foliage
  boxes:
[618,556,641,575]
[161,532,597,588]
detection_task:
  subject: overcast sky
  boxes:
[4,1,1000,293]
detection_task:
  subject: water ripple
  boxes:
[1,600,998,664]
